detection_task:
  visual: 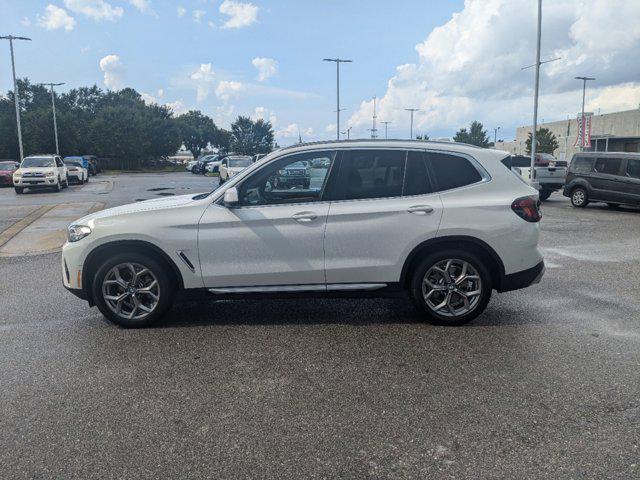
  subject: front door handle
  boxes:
[407,205,434,215]
[292,211,317,222]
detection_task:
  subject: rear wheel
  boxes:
[92,252,176,328]
[570,187,588,207]
[410,250,492,326]
[538,188,552,201]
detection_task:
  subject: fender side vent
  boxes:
[177,251,195,272]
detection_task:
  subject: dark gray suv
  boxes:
[563,152,640,208]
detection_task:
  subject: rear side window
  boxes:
[334,149,406,200]
[403,150,433,196]
[511,155,532,168]
[427,152,482,191]
[627,159,640,179]
[571,156,593,173]
[594,157,622,175]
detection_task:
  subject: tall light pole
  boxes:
[529,0,542,187]
[370,96,378,139]
[493,126,500,145]
[1,35,31,161]
[37,82,65,155]
[575,76,595,152]
[381,121,392,139]
[341,126,352,140]
[323,58,352,140]
[405,108,419,139]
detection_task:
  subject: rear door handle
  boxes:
[407,205,434,215]
[292,211,318,222]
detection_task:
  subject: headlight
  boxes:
[67,225,92,242]
[13,172,22,178]
[45,171,55,177]
[278,169,286,175]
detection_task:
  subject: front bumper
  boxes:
[498,261,545,292]
[14,177,57,187]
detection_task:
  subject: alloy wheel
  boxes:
[572,189,585,206]
[102,262,160,320]
[421,259,482,318]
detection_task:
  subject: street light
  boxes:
[405,108,419,139]
[37,82,65,155]
[323,58,352,140]
[529,0,542,186]
[494,126,500,145]
[340,126,352,140]
[575,76,595,151]
[380,121,392,139]
[1,35,32,161]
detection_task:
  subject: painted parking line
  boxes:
[0,202,105,257]
[0,205,57,249]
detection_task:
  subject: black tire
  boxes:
[538,188,552,201]
[570,187,588,207]
[303,180,311,189]
[219,176,225,184]
[63,178,69,188]
[14,187,23,194]
[410,249,492,326]
[92,251,177,328]
[54,179,62,192]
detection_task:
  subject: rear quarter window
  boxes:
[427,152,482,191]
[594,157,622,175]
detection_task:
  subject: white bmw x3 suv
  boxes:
[62,140,544,327]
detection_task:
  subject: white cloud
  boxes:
[219,0,258,29]
[177,6,186,17]
[192,9,206,23]
[64,0,123,21]
[348,0,640,137]
[251,106,277,125]
[166,100,188,116]
[129,0,151,14]
[99,54,123,89]
[252,57,278,82]
[37,5,76,31]
[190,63,216,101]
[212,105,236,127]
[277,124,313,139]
[140,91,158,104]
[215,80,244,102]
[325,123,337,133]
[21,17,31,27]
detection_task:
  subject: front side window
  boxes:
[239,151,335,206]
[427,152,482,191]
[626,159,640,179]
[594,157,622,175]
[333,149,406,200]
[572,156,593,173]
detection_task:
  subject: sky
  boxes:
[0,0,639,146]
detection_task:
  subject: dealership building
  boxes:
[495,108,640,161]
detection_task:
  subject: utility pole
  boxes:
[493,126,500,145]
[370,96,378,139]
[323,58,352,140]
[341,126,352,140]
[529,0,542,187]
[37,82,65,155]
[575,76,595,152]
[1,35,32,161]
[405,108,419,139]
[381,121,392,139]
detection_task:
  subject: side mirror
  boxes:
[224,186,239,206]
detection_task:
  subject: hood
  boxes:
[75,193,205,225]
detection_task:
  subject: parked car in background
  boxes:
[13,154,68,193]
[504,154,567,200]
[563,152,640,208]
[83,155,100,175]
[62,140,543,328]
[202,155,223,174]
[218,155,253,183]
[186,160,198,172]
[272,160,311,189]
[192,155,219,174]
[0,160,19,187]
[63,157,89,184]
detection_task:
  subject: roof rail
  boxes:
[276,138,483,151]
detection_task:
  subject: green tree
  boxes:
[453,120,490,147]
[525,127,559,155]
[176,110,216,159]
[230,116,274,155]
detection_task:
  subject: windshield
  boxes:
[65,160,83,167]
[0,161,17,169]
[21,157,55,168]
[229,158,252,168]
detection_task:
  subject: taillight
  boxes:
[511,196,541,222]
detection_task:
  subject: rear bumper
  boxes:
[498,261,545,292]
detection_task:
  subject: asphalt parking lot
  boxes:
[0,173,638,479]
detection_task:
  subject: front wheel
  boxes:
[410,250,492,326]
[92,252,176,328]
[570,187,588,207]
[14,187,23,194]
[54,179,62,192]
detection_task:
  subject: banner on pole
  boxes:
[574,112,593,148]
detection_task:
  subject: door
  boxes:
[198,150,337,288]
[621,158,640,205]
[323,149,443,284]
[590,157,626,202]
[55,156,66,182]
